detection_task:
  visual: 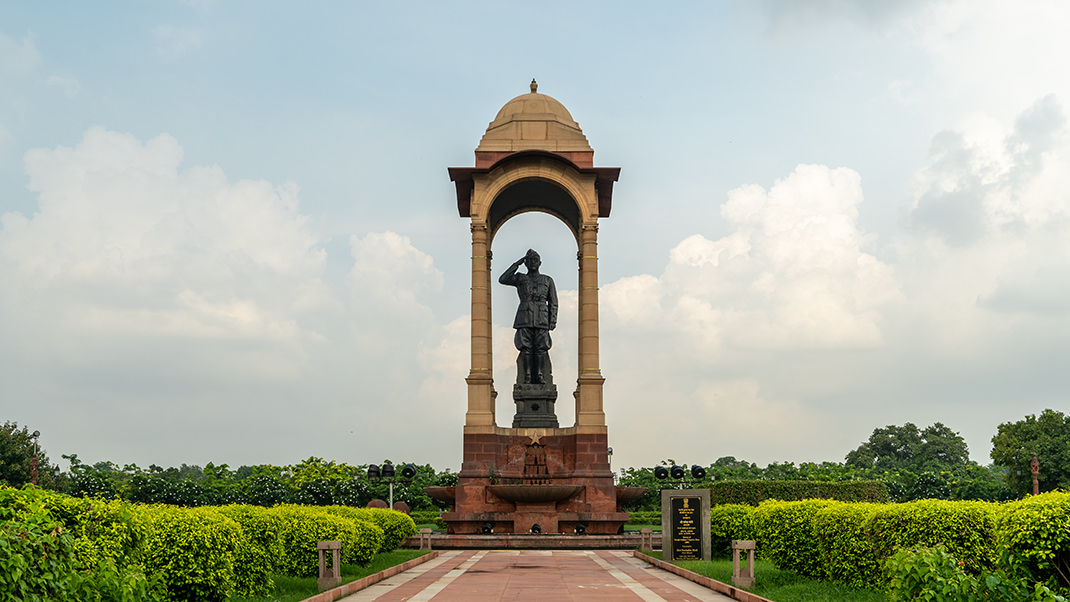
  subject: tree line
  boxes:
[3,409,1068,509]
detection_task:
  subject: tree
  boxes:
[0,421,56,488]
[990,409,1070,496]
[845,422,969,473]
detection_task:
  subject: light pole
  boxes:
[30,430,40,486]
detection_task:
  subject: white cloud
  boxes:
[0,33,41,74]
[604,164,900,353]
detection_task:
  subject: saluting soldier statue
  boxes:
[499,249,558,385]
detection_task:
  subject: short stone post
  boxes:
[731,540,756,589]
[639,528,654,551]
[419,528,433,550]
[317,540,342,591]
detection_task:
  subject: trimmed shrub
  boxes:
[0,486,164,601]
[709,504,756,558]
[271,505,384,576]
[322,506,416,552]
[867,499,998,574]
[409,509,447,529]
[813,501,883,586]
[140,505,242,602]
[753,499,836,577]
[710,480,889,506]
[215,504,283,596]
[997,491,1070,589]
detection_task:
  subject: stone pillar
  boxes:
[466,222,495,427]
[576,222,605,427]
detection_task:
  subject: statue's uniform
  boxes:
[500,271,558,353]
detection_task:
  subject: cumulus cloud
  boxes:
[605,164,900,353]
[0,127,468,465]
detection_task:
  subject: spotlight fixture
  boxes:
[690,465,707,480]
[575,522,587,535]
[482,522,494,534]
[654,466,669,480]
[670,465,685,480]
[531,523,541,534]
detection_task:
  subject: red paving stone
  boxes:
[340,550,733,602]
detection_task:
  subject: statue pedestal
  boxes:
[513,384,559,428]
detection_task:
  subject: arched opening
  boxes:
[490,211,579,427]
[488,180,581,244]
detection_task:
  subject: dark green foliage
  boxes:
[845,422,970,473]
[245,474,291,506]
[710,479,890,505]
[884,545,1067,602]
[991,409,1070,496]
[0,421,57,489]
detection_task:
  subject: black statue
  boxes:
[499,249,558,385]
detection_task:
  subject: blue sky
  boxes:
[2,0,1069,473]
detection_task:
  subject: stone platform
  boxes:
[402,532,661,550]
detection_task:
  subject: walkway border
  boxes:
[633,551,775,602]
[301,551,441,602]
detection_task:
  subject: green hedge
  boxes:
[867,499,997,575]
[1,486,164,601]
[271,505,384,576]
[997,491,1070,589]
[140,505,243,602]
[215,504,284,596]
[813,501,883,586]
[710,480,890,506]
[754,499,836,577]
[709,504,756,557]
[321,506,416,552]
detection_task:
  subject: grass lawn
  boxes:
[231,549,431,602]
[649,553,888,602]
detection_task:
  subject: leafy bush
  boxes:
[140,505,242,602]
[710,480,889,506]
[244,474,291,507]
[997,491,1070,590]
[271,505,384,576]
[0,486,164,601]
[753,499,836,577]
[709,504,756,557]
[321,506,416,552]
[884,545,1067,602]
[215,504,284,596]
[813,501,882,586]
[868,499,998,574]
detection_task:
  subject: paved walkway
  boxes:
[340,550,733,602]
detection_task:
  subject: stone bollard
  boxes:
[317,540,342,591]
[419,528,433,550]
[639,528,654,551]
[731,540,756,589]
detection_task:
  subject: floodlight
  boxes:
[691,465,706,480]
[401,463,417,479]
[654,466,669,480]
[670,465,685,479]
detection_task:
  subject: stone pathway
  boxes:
[340,550,733,602]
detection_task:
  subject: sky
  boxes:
[2,0,1069,474]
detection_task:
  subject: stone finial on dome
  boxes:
[530,79,538,93]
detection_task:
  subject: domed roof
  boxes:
[476,80,592,154]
